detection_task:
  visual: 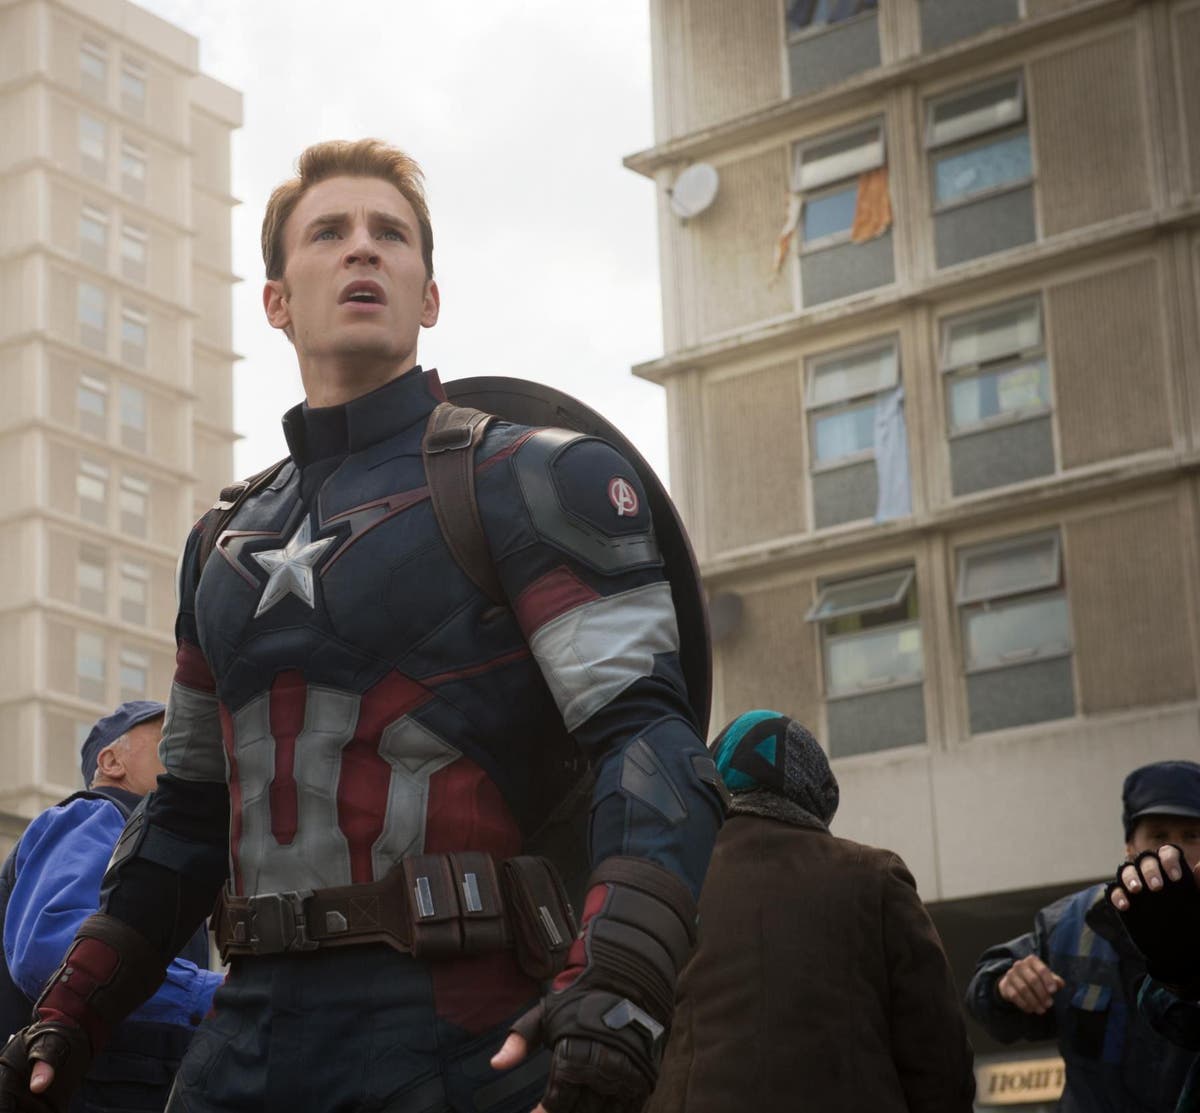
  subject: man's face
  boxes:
[1127,814,1200,871]
[263,174,439,374]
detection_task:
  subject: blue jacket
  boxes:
[966,884,1197,1113]
[1,786,222,1110]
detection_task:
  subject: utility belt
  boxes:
[214,852,577,980]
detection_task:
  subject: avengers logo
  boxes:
[608,476,639,517]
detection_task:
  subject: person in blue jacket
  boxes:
[0,701,222,1112]
[965,761,1200,1113]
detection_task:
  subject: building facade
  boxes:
[628,0,1200,1093]
[0,0,239,832]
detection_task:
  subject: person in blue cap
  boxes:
[645,710,975,1113]
[0,701,222,1112]
[966,760,1200,1113]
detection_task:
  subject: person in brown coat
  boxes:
[644,710,976,1113]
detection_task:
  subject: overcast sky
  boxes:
[132,1,670,483]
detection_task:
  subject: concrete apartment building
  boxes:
[627,0,1200,1096]
[0,0,239,843]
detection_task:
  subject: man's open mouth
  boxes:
[339,281,387,305]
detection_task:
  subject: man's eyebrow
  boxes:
[303,211,348,235]
[371,210,414,232]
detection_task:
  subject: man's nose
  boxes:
[344,227,379,266]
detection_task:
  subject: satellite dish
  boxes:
[669,162,719,220]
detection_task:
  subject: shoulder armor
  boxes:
[513,429,661,574]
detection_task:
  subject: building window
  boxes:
[77,544,107,613]
[120,58,146,117]
[79,113,107,179]
[76,630,106,703]
[957,531,1075,733]
[77,281,107,352]
[942,296,1056,495]
[806,567,926,758]
[785,1,880,97]
[118,560,149,625]
[119,648,149,701]
[118,384,147,452]
[76,372,108,439]
[118,474,149,538]
[79,39,107,98]
[120,140,147,201]
[927,74,1036,268]
[79,204,108,269]
[792,121,894,306]
[119,223,147,284]
[807,338,905,528]
[77,457,109,525]
[121,305,147,367]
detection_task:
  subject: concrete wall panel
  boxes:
[703,361,806,551]
[1176,4,1200,198]
[1048,258,1172,468]
[933,708,1200,899]
[1031,30,1152,236]
[1067,499,1196,714]
[718,578,821,735]
[692,148,793,338]
[683,0,783,133]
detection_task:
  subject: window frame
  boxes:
[76,630,107,701]
[925,73,1032,214]
[119,139,147,198]
[940,295,1051,438]
[76,371,108,437]
[119,222,148,283]
[956,531,1073,675]
[806,566,923,701]
[118,559,149,625]
[76,543,108,613]
[118,647,149,701]
[118,472,149,536]
[793,119,886,253]
[120,304,148,366]
[120,56,147,117]
[78,204,109,267]
[786,0,878,44]
[77,456,109,524]
[79,38,107,91]
[78,113,107,172]
[805,336,899,473]
[118,383,148,451]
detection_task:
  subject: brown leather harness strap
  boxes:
[196,457,290,577]
[421,402,504,606]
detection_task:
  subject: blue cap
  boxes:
[1122,760,1200,838]
[80,700,166,787]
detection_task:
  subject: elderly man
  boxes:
[0,701,221,1112]
[966,760,1200,1112]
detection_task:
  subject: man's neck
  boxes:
[299,353,418,409]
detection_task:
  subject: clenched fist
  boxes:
[997,955,1064,1015]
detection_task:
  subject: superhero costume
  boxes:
[0,366,724,1113]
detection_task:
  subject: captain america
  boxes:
[0,139,725,1113]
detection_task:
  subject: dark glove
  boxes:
[511,857,696,1113]
[0,914,165,1113]
[0,1023,90,1113]
[1108,845,1200,994]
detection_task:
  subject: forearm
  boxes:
[100,777,229,961]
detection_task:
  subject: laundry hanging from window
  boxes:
[851,165,892,243]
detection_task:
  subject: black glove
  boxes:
[1108,845,1200,994]
[0,915,164,1113]
[0,1024,90,1113]
[511,857,696,1113]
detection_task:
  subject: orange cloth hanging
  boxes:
[850,165,892,244]
[774,192,803,275]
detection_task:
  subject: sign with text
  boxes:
[976,1057,1066,1105]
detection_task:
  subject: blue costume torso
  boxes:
[101,368,722,1112]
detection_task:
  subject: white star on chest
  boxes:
[252,518,336,618]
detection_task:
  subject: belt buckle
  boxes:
[248,890,317,954]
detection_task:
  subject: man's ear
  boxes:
[421,278,440,328]
[264,279,292,335]
[95,744,125,782]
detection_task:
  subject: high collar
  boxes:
[281,366,447,467]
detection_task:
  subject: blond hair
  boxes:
[261,138,434,281]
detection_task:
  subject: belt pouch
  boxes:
[502,856,578,980]
[448,852,510,954]
[402,854,463,959]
